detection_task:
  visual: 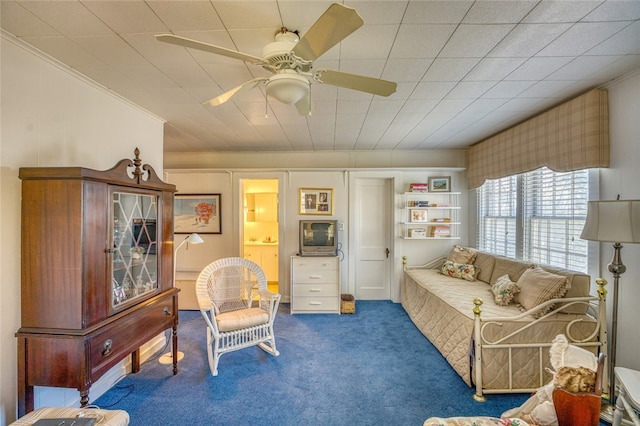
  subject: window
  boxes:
[477,167,590,272]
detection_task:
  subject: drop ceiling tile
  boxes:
[212,1,281,30]
[481,80,537,99]
[422,58,481,81]
[517,80,581,99]
[505,56,574,80]
[337,100,372,115]
[381,58,434,83]
[345,1,407,25]
[157,66,216,89]
[403,1,472,24]
[548,55,627,80]
[587,21,640,55]
[489,23,572,57]
[19,1,113,36]
[432,98,475,113]
[523,1,602,24]
[19,36,107,69]
[440,24,514,58]
[410,82,457,100]
[0,1,59,37]
[583,0,640,21]
[70,35,151,67]
[340,24,398,59]
[81,1,168,34]
[464,57,528,81]
[390,24,457,58]
[538,22,630,57]
[146,1,224,32]
[447,81,496,99]
[463,1,538,24]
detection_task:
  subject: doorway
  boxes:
[242,179,279,294]
[352,177,393,299]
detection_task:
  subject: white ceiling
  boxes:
[2,0,639,153]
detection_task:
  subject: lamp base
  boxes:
[158,351,184,365]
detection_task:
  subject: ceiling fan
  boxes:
[156,3,397,115]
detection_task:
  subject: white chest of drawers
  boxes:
[290,256,340,314]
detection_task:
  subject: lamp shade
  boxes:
[580,200,640,243]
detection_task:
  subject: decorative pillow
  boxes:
[446,245,478,264]
[516,267,569,318]
[441,260,477,282]
[491,274,520,306]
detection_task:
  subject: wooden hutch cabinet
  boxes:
[16,149,178,417]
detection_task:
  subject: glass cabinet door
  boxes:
[111,190,159,310]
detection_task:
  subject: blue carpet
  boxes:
[95,301,530,425]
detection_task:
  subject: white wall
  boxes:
[1,33,165,424]
[166,167,468,305]
[600,70,640,371]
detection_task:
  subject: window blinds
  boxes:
[477,167,589,272]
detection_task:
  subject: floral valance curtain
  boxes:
[467,89,609,189]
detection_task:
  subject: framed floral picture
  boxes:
[174,194,221,234]
[299,188,333,215]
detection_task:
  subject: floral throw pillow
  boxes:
[491,274,520,306]
[441,260,477,282]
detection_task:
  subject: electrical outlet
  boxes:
[339,222,344,231]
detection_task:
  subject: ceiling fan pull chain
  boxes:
[265,93,269,119]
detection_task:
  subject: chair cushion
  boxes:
[216,307,269,332]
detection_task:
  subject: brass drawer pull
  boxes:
[102,339,113,356]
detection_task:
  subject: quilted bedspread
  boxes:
[401,268,598,390]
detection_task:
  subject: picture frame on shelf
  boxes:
[174,193,221,234]
[410,209,429,223]
[299,188,333,215]
[428,176,451,192]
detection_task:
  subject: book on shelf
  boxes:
[431,217,451,223]
[429,224,451,238]
[409,183,428,192]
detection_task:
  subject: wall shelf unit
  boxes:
[400,191,461,240]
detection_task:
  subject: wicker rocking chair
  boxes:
[196,257,280,376]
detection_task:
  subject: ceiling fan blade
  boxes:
[295,95,315,116]
[204,78,268,106]
[155,34,264,64]
[313,69,397,97]
[292,3,364,62]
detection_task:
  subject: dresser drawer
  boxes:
[292,282,338,297]
[293,269,338,285]
[292,257,338,271]
[293,296,340,312]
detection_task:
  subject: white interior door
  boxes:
[354,178,392,300]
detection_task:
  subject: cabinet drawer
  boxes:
[292,282,338,298]
[89,295,175,379]
[292,257,337,271]
[293,296,340,312]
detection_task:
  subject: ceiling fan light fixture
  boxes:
[266,72,310,105]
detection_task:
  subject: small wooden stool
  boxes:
[613,367,640,426]
[10,407,129,426]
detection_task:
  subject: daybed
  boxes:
[401,247,607,400]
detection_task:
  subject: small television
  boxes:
[299,220,338,257]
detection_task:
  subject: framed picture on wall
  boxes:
[428,176,451,192]
[299,188,333,215]
[174,194,221,234]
